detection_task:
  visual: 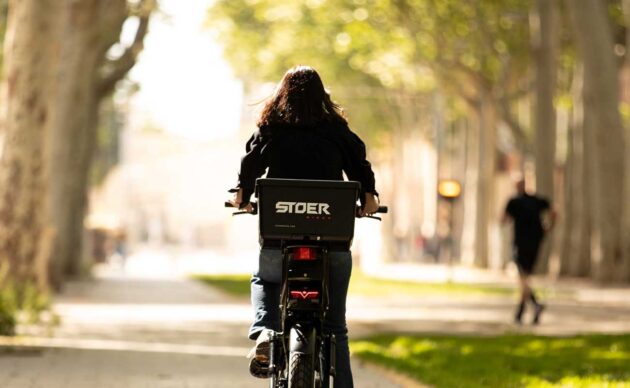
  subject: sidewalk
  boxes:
[0,261,402,388]
[153,244,630,299]
[4,249,629,387]
[162,247,630,336]
[96,248,630,337]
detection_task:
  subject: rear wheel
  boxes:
[288,325,316,388]
[289,353,314,387]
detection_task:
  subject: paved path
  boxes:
[349,294,630,338]
[348,263,630,337]
[4,250,630,387]
[0,267,402,388]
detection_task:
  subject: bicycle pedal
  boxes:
[249,357,272,379]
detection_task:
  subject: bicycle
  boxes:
[226,178,387,388]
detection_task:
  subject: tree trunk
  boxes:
[47,0,148,287]
[622,0,630,280]
[559,63,591,277]
[474,94,497,268]
[0,0,61,289]
[47,0,104,288]
[532,0,557,273]
[460,106,480,267]
[0,1,8,74]
[558,119,574,276]
[532,0,557,199]
[460,93,497,269]
[569,0,626,282]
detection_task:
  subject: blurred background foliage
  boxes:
[207,0,630,282]
[207,0,533,144]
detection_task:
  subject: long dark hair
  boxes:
[257,66,347,128]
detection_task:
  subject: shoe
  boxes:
[532,304,545,325]
[514,302,525,325]
[248,328,273,378]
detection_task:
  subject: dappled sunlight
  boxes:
[393,337,439,356]
[351,334,630,387]
[0,336,250,358]
[588,348,630,361]
[523,375,630,388]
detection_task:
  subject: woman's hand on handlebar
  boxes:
[359,192,380,216]
[228,188,254,213]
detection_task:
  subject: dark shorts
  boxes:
[513,238,542,275]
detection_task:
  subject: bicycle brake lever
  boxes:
[364,215,382,221]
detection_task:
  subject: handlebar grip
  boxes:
[377,206,388,214]
[224,201,258,215]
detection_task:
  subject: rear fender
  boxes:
[289,324,316,354]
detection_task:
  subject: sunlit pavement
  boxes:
[0,250,404,388]
[139,246,630,337]
[2,249,630,387]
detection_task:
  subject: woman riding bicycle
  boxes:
[229,65,379,387]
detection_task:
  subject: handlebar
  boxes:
[224,201,258,215]
[356,205,388,220]
[225,201,387,218]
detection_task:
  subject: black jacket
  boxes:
[231,122,377,203]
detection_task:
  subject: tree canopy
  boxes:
[209,0,536,150]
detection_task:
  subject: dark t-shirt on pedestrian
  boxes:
[505,193,550,245]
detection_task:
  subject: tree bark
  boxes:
[532,0,557,199]
[460,106,480,267]
[622,0,630,280]
[0,0,62,289]
[559,63,591,277]
[459,91,497,269]
[47,0,105,288]
[474,94,497,268]
[0,1,7,74]
[569,0,626,282]
[482,93,501,268]
[47,0,150,287]
[531,0,557,273]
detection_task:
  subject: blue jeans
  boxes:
[249,248,354,388]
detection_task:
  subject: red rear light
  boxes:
[293,247,317,260]
[290,290,320,300]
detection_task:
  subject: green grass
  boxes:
[192,272,515,298]
[348,272,514,297]
[350,334,630,388]
[0,275,56,336]
[192,274,251,297]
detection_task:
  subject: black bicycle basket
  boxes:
[255,178,360,243]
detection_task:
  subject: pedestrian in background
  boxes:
[502,179,557,324]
